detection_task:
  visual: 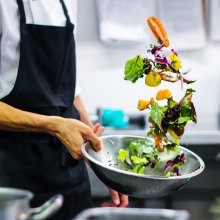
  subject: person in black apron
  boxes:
[0,0,105,219]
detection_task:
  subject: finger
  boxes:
[101,201,117,207]
[110,189,120,206]
[69,145,83,159]
[70,152,81,160]
[94,126,105,137]
[93,123,105,137]
[93,123,101,133]
[83,128,102,151]
[118,194,129,207]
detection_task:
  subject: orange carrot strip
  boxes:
[147,16,170,47]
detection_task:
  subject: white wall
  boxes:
[75,0,220,130]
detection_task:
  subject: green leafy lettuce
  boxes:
[124,56,144,83]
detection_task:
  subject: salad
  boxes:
[117,16,197,177]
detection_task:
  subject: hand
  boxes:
[102,188,129,208]
[91,125,128,207]
[49,117,102,159]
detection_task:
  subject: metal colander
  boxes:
[81,135,205,198]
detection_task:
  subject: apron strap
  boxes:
[16,0,72,25]
[59,0,72,25]
[16,0,26,23]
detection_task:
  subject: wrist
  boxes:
[44,116,63,136]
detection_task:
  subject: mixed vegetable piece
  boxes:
[118,16,197,177]
[117,139,185,177]
[118,139,160,175]
[124,16,195,87]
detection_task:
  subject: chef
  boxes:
[0,0,128,219]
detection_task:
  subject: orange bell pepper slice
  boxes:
[156,89,172,100]
[147,16,170,47]
[137,99,150,111]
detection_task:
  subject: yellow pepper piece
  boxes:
[145,70,161,87]
[170,53,181,71]
[156,89,172,100]
[137,100,150,111]
[168,129,180,144]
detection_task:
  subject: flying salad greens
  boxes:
[117,16,197,177]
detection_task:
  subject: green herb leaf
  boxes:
[173,162,184,168]
[150,103,164,130]
[165,172,171,177]
[166,143,181,153]
[168,98,177,108]
[180,105,192,118]
[177,116,191,124]
[131,163,145,174]
[124,56,144,83]
[131,156,148,164]
[117,149,129,162]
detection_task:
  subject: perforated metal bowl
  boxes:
[81,135,205,198]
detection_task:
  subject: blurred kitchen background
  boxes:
[75,0,220,219]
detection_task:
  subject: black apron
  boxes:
[0,0,93,219]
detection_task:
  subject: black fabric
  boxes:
[0,141,89,191]
[0,141,93,220]
[0,0,92,219]
[1,19,76,108]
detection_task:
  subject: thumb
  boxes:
[83,128,101,151]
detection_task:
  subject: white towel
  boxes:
[96,0,154,43]
[157,0,206,50]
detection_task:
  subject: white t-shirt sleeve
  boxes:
[75,83,81,97]
[0,5,2,35]
[68,0,77,25]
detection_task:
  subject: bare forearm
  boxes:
[0,101,58,133]
[0,101,101,158]
[74,96,93,128]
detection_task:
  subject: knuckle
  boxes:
[84,126,93,136]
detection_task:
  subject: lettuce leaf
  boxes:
[131,155,148,164]
[150,103,164,130]
[118,149,129,162]
[130,163,145,174]
[124,56,144,83]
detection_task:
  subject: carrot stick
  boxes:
[147,16,170,47]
